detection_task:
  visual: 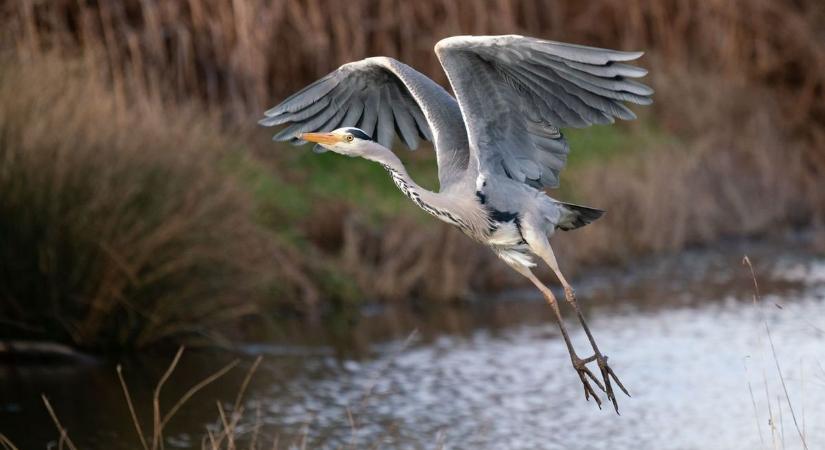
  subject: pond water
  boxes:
[2,241,825,449]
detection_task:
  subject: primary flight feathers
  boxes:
[260,34,651,190]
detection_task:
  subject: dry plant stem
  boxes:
[249,403,263,450]
[217,402,236,450]
[778,394,785,449]
[346,407,357,448]
[0,434,21,450]
[160,359,241,430]
[208,356,261,449]
[801,362,807,445]
[118,364,150,450]
[744,359,766,447]
[153,346,186,450]
[763,369,779,450]
[41,395,79,450]
[206,429,218,450]
[743,256,808,450]
[130,346,241,450]
[233,355,263,414]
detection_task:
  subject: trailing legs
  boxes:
[517,219,629,413]
[509,263,607,408]
[534,239,629,412]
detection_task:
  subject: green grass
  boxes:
[229,141,442,234]
[293,145,440,214]
[231,121,674,237]
[564,119,674,168]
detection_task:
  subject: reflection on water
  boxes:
[2,243,824,450]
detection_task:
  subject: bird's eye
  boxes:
[345,135,354,142]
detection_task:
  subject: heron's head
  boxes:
[300,127,375,157]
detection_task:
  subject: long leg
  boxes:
[507,263,606,407]
[533,238,630,412]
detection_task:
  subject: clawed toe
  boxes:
[598,355,630,399]
[572,359,603,408]
[571,353,629,414]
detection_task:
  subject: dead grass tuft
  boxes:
[0,56,276,350]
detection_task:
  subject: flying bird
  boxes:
[260,35,652,412]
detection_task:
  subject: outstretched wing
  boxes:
[435,35,652,189]
[260,57,469,188]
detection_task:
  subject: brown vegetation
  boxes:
[555,69,825,270]
[1,0,824,345]
[5,0,824,128]
[0,58,275,350]
[31,348,280,450]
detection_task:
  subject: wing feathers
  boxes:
[264,97,329,125]
[264,35,651,196]
[341,99,365,129]
[376,85,395,148]
[389,85,420,149]
[357,91,380,137]
[563,60,648,78]
[261,59,452,152]
[264,75,337,117]
[436,34,652,190]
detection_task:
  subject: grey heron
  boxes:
[260,35,652,412]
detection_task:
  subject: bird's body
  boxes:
[378,157,593,268]
[261,34,652,412]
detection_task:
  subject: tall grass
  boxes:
[0,57,274,350]
[5,0,824,130]
[1,0,824,343]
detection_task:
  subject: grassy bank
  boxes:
[0,58,276,350]
[1,0,824,351]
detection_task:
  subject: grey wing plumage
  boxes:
[435,35,653,190]
[260,57,470,188]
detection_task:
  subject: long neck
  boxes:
[360,143,471,229]
[361,143,433,205]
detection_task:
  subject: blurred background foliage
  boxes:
[1,0,824,351]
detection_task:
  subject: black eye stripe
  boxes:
[346,129,372,141]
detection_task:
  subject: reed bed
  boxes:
[1,0,824,342]
[0,57,276,350]
[3,0,823,127]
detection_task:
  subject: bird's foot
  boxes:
[591,352,631,413]
[571,352,630,413]
[571,355,605,408]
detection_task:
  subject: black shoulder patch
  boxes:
[489,209,517,223]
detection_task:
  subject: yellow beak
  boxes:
[300,132,342,145]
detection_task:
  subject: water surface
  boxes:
[2,242,824,449]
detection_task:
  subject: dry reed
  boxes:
[2,0,824,317]
[743,256,808,450]
[0,434,20,450]
[0,56,276,349]
[35,347,280,450]
[4,0,824,130]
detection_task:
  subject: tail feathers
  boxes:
[557,202,605,231]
